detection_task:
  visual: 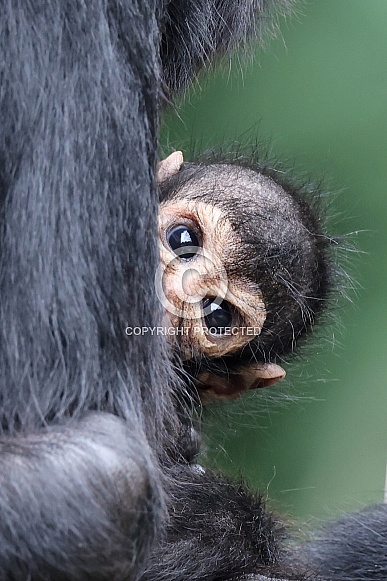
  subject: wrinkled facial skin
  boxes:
[159,199,266,359]
[157,154,286,399]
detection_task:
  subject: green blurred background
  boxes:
[161,0,387,521]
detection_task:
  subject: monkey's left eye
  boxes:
[167,225,200,260]
[203,298,233,335]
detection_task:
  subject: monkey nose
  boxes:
[180,268,206,302]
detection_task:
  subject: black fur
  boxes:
[141,467,301,581]
[0,0,298,578]
[159,154,336,387]
[304,504,387,580]
[161,0,295,95]
[2,1,384,580]
[0,2,170,576]
[0,414,162,580]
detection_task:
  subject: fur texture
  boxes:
[159,153,337,389]
[142,467,307,581]
[161,0,296,95]
[0,0,296,578]
[304,505,387,580]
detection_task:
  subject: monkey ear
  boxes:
[157,151,184,183]
[196,363,286,401]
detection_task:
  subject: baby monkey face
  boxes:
[156,152,287,399]
[158,199,266,360]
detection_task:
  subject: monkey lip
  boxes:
[196,362,286,401]
[250,363,286,389]
[251,376,282,389]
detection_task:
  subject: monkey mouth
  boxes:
[194,362,286,401]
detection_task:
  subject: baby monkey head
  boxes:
[158,153,333,400]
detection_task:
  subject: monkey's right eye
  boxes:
[167,225,200,260]
[203,298,233,335]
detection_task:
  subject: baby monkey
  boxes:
[157,151,333,401]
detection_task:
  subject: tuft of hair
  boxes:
[160,0,297,95]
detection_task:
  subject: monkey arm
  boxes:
[302,504,387,580]
[161,0,296,94]
[143,466,387,581]
[141,467,302,581]
[0,413,164,581]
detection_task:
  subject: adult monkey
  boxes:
[0,1,294,579]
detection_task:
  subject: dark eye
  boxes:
[167,225,200,260]
[203,298,233,335]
